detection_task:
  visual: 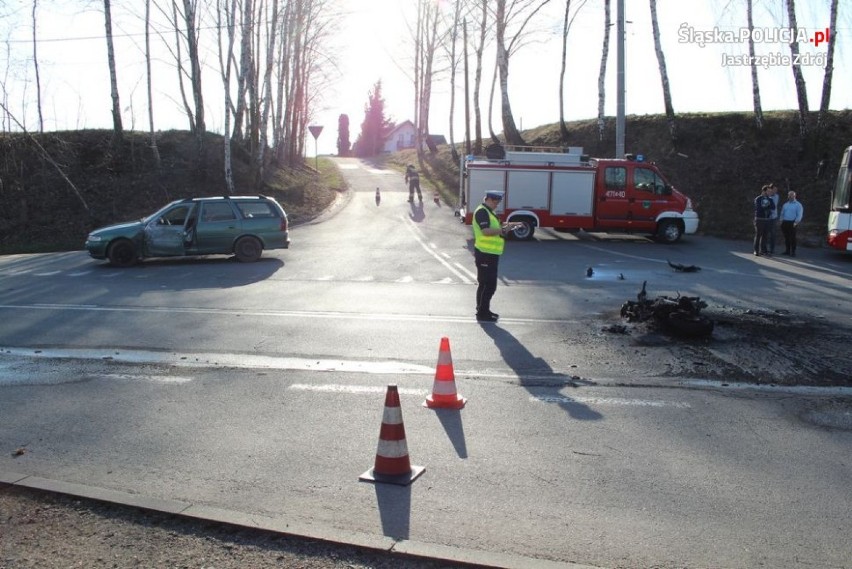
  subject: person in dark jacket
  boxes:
[753,184,774,256]
[405,165,423,203]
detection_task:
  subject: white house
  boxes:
[383,120,416,153]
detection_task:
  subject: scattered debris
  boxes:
[618,273,625,280]
[667,259,701,272]
[620,281,714,337]
[586,267,594,277]
[602,324,628,334]
[12,447,27,457]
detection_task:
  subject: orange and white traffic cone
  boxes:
[359,384,425,486]
[424,337,466,409]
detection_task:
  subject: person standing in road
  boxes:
[764,184,780,255]
[753,184,774,256]
[405,165,423,203]
[780,190,804,256]
[472,191,521,322]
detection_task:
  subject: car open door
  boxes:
[144,203,195,257]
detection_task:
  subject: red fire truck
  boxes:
[827,145,852,252]
[459,146,699,243]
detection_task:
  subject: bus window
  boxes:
[832,147,851,211]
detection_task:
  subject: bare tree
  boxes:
[597,0,611,142]
[104,0,123,140]
[217,0,238,194]
[746,0,764,130]
[649,0,675,145]
[31,0,43,132]
[785,0,809,138]
[472,0,488,153]
[817,0,839,134]
[145,0,162,170]
[412,0,444,159]
[557,0,588,142]
[446,0,465,163]
[494,0,553,147]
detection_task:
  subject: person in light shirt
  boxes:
[780,191,804,257]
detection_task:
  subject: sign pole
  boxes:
[308,125,324,171]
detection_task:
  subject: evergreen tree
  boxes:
[353,81,393,157]
[337,114,351,156]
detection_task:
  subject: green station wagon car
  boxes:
[85,195,290,267]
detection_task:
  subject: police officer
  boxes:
[472,191,521,322]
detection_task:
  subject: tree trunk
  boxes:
[649,0,675,146]
[171,1,196,134]
[183,0,206,137]
[786,0,809,139]
[473,0,487,154]
[219,0,238,195]
[817,0,839,134]
[746,0,764,130]
[558,0,572,142]
[597,0,611,142]
[495,0,525,147]
[145,0,162,174]
[104,0,123,140]
[448,1,462,163]
[31,0,44,133]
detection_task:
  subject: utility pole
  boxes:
[615,0,625,158]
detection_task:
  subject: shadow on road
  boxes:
[432,408,467,458]
[374,483,412,539]
[479,322,602,421]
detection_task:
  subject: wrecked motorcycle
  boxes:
[620,281,714,337]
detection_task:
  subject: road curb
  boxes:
[1,470,600,569]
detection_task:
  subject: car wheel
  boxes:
[656,219,682,243]
[234,236,262,262]
[509,218,536,241]
[107,239,137,267]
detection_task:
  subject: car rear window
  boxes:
[201,202,237,222]
[236,201,278,219]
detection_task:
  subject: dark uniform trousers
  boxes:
[475,249,499,315]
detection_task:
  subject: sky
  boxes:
[2,1,849,157]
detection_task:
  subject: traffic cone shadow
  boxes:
[359,384,425,486]
[424,337,466,410]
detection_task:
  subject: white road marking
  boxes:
[402,215,473,284]
[68,271,92,277]
[531,395,691,408]
[395,275,414,283]
[0,303,575,324]
[289,383,428,396]
[33,271,61,276]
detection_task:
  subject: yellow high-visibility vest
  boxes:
[472,204,504,255]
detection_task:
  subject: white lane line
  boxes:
[395,275,414,283]
[531,395,691,408]
[0,303,576,324]
[102,373,194,384]
[68,271,92,277]
[289,383,428,396]
[402,216,473,284]
[33,271,61,276]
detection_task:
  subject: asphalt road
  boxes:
[1,157,851,568]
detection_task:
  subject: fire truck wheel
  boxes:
[509,218,536,241]
[656,220,683,243]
